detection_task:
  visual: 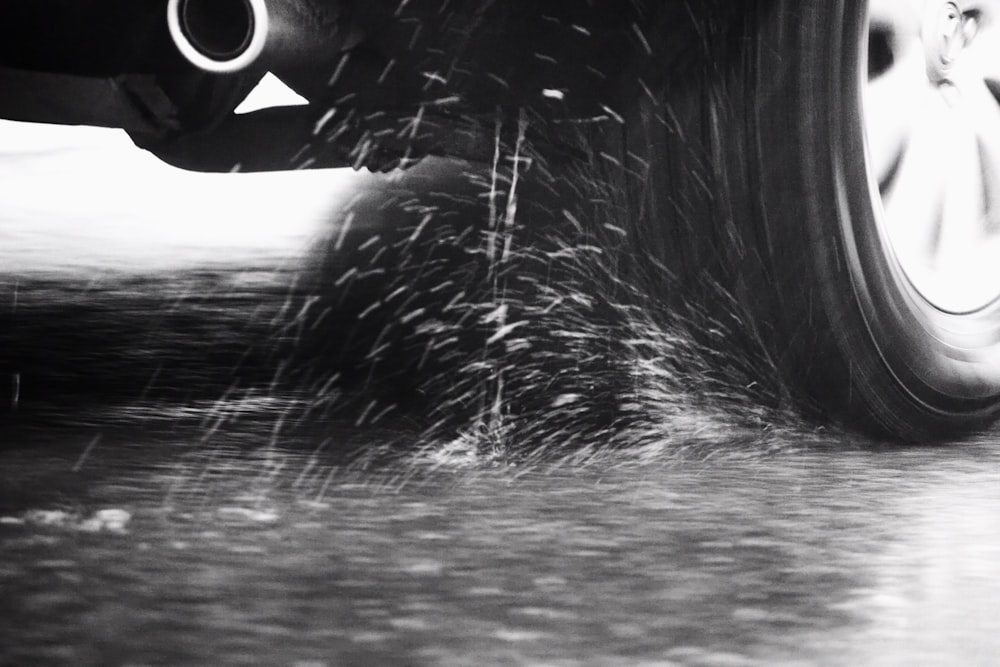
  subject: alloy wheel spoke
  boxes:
[964,77,1000,233]
[965,18,1000,86]
[880,114,949,263]
[938,123,985,264]
[865,49,930,187]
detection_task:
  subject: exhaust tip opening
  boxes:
[167,0,269,73]
[180,0,254,59]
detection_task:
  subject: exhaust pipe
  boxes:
[167,0,359,74]
[167,0,268,73]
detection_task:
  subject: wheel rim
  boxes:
[864,0,1000,314]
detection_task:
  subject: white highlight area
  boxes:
[0,119,365,275]
[235,73,309,114]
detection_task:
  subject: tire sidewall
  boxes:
[775,0,1000,431]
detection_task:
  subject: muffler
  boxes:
[166,0,360,74]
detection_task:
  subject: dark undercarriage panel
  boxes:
[0,0,750,171]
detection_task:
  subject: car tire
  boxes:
[601,0,1000,439]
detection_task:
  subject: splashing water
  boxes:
[266,125,830,468]
[0,115,840,472]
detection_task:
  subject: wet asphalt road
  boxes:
[3,124,1000,665]
[4,426,1000,666]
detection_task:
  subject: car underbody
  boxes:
[0,0,738,172]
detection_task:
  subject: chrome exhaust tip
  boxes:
[167,0,269,73]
